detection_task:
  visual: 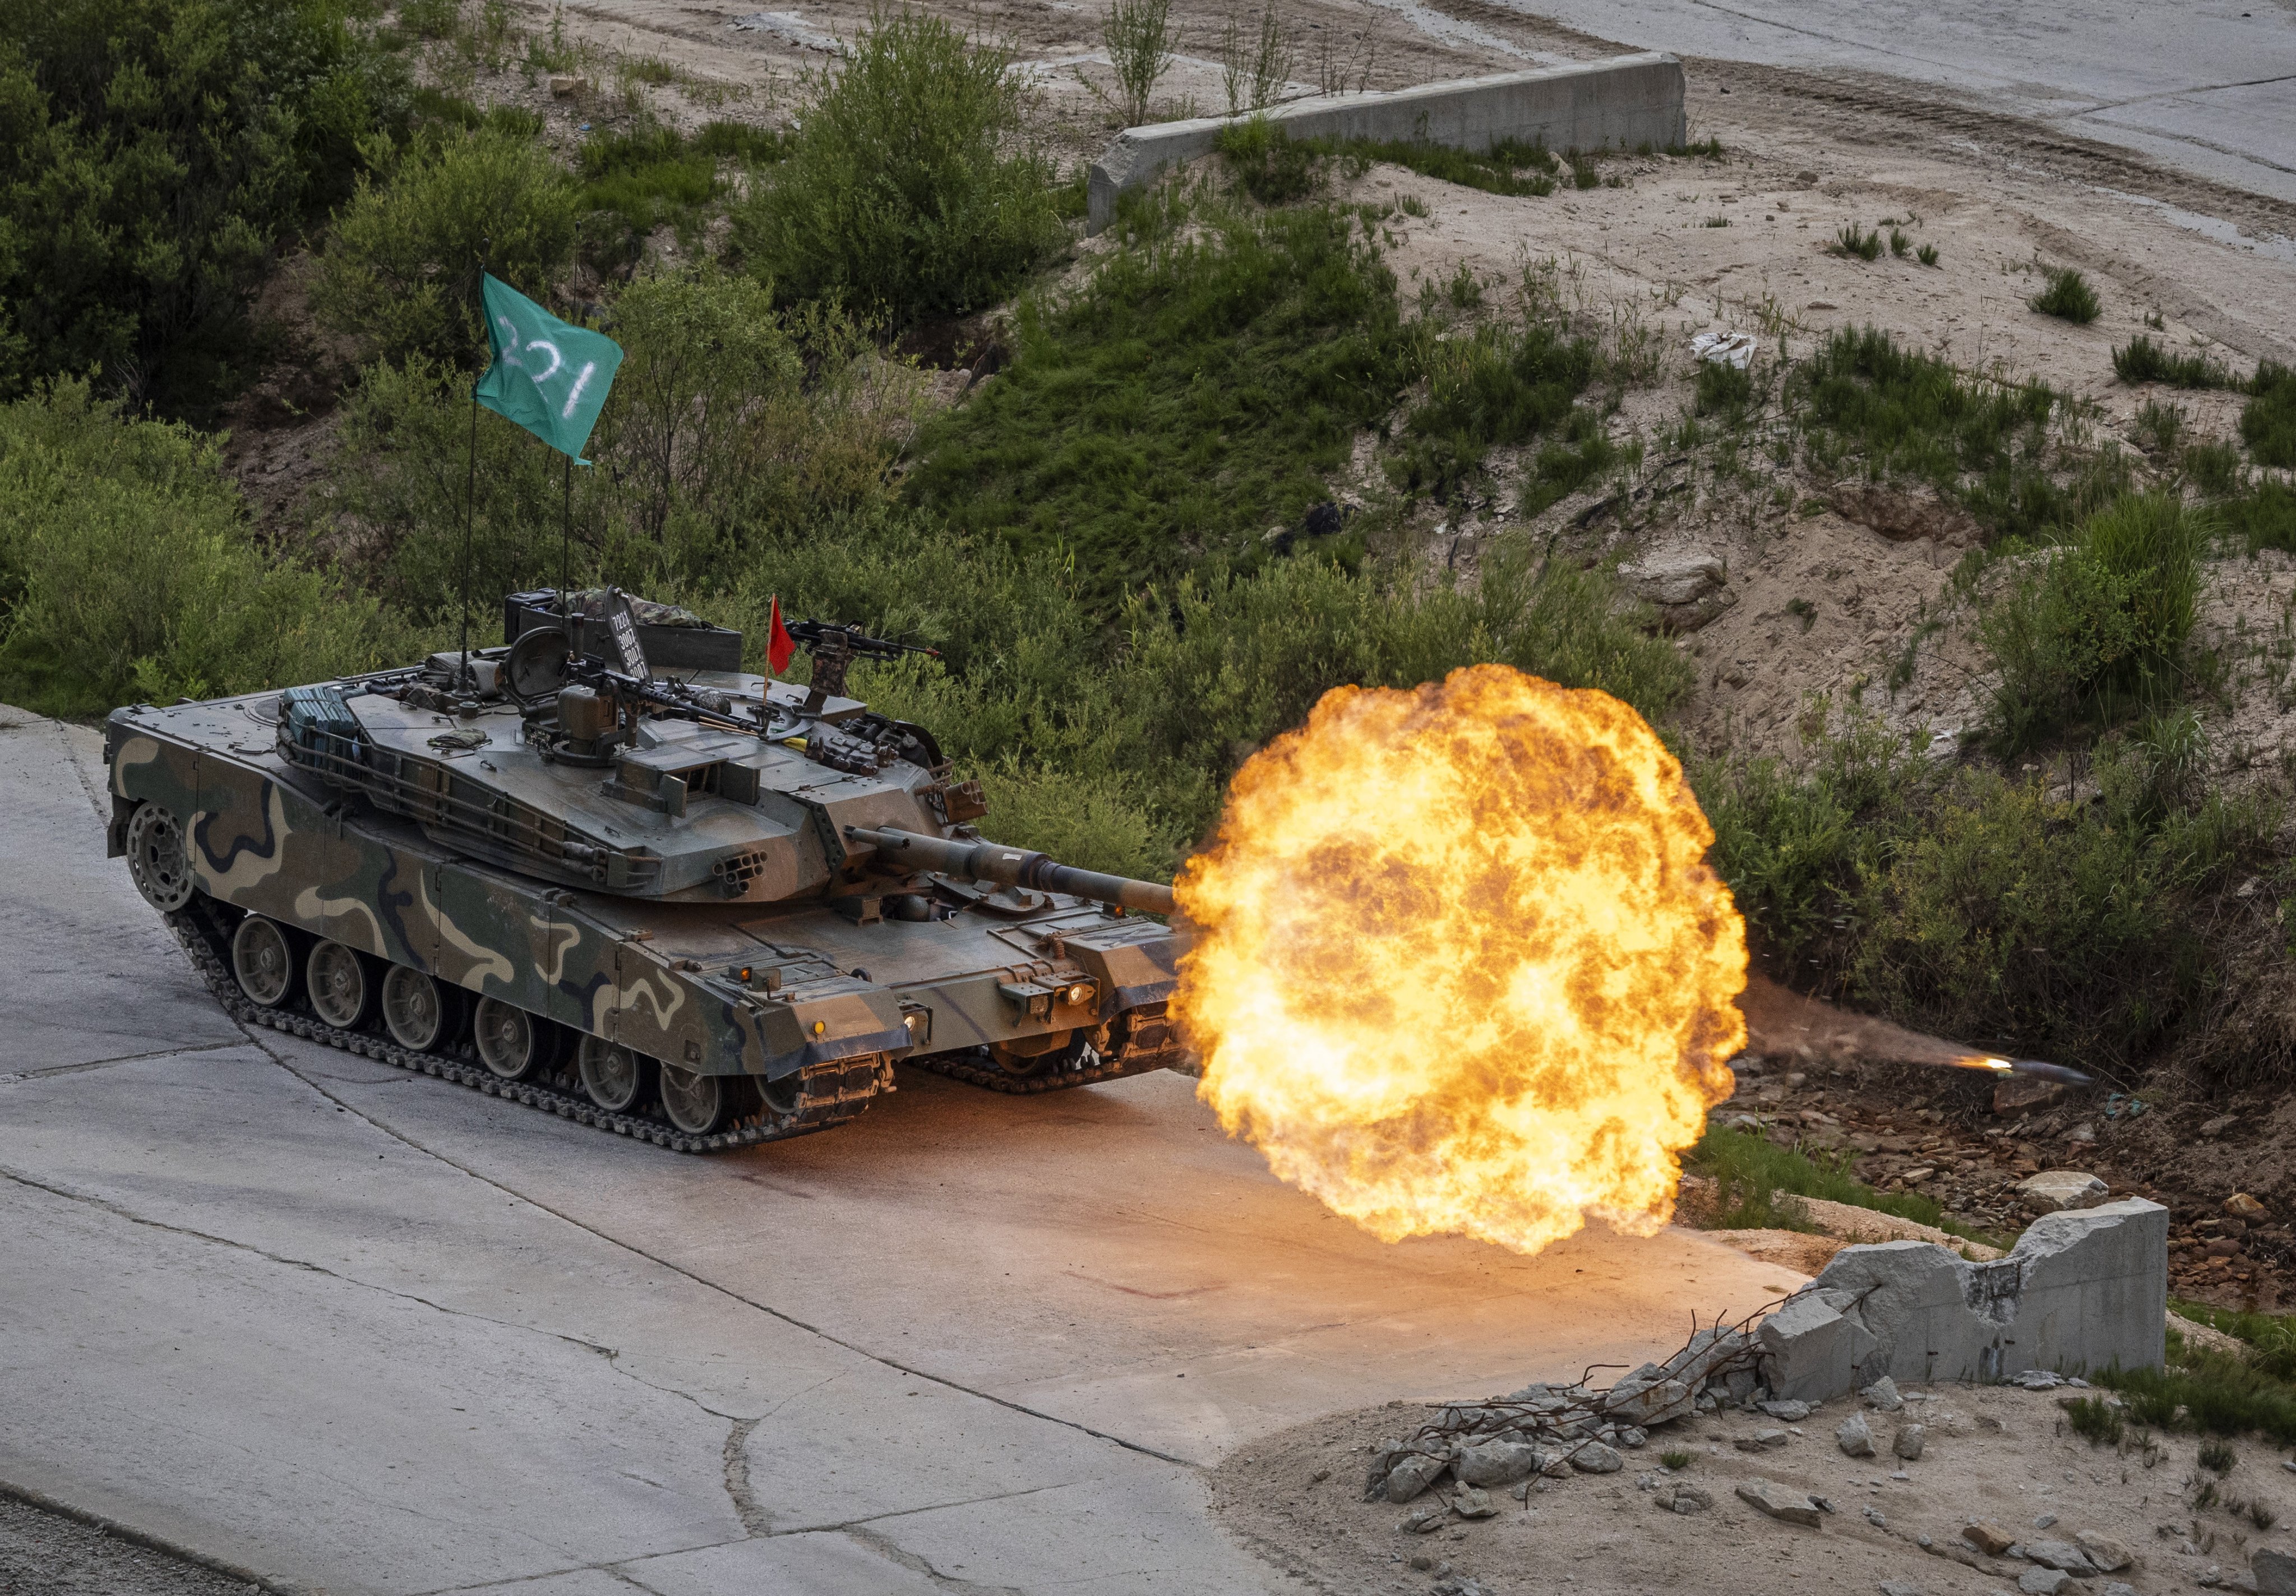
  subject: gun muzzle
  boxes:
[844,826,1175,915]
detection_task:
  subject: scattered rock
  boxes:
[1656,1481,1712,1515]
[2018,1569,2071,1595]
[2201,1113,2240,1138]
[1623,550,1725,607]
[1826,482,1983,547]
[1736,1428,1791,1451]
[1735,1477,1824,1527]
[2258,1548,2296,1596]
[2022,1539,2098,1576]
[1995,1075,2068,1117]
[1569,1441,1624,1474]
[1862,1376,1904,1412]
[548,74,589,96]
[2100,1585,2137,1596]
[1879,1583,1926,1596]
[1838,1413,1876,1456]
[2229,1192,2271,1220]
[2075,1529,2133,1572]
[1452,1484,1498,1519]
[1964,1522,2017,1556]
[1399,1501,1449,1534]
[2031,1512,2055,1529]
[1760,1399,1814,1421]
[1894,1424,1926,1461]
[1386,1452,1448,1503]
[2016,1170,2109,1213]
[1453,1439,1542,1487]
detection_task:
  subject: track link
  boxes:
[907,1006,1193,1094]
[168,897,885,1154]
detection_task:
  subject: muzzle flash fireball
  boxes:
[1172,665,1747,1256]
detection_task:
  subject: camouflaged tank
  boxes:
[104,590,1189,1151]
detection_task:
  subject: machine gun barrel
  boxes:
[844,826,1175,915]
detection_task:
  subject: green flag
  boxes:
[473,274,623,462]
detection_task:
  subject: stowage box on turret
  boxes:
[105,591,1189,1150]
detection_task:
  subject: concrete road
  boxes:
[1494,0,2296,203]
[0,710,1795,1595]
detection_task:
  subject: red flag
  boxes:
[766,595,796,677]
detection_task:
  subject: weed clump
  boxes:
[2031,266,2101,323]
[1683,1125,1984,1238]
[2064,1396,2126,1445]
[1791,326,2076,539]
[2114,335,2232,390]
[1216,118,1324,205]
[731,10,1063,325]
[1916,242,1940,267]
[1336,136,1558,198]
[2242,361,2296,469]
[1694,359,1755,420]
[1833,224,1882,261]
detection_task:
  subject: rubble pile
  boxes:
[1366,1314,1772,1520]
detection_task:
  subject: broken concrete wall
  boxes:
[1085,54,1687,233]
[1758,1199,2166,1402]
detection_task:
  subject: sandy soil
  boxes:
[1212,1380,2296,1596]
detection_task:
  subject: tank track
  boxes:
[907,1005,1194,1095]
[166,896,885,1154]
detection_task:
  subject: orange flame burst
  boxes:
[1173,664,1748,1255]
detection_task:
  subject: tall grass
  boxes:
[1686,1125,1962,1233]
[1982,493,2209,748]
[731,10,1063,325]
[2114,335,2233,390]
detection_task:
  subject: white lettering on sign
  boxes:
[522,338,563,383]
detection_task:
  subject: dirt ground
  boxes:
[1211,1379,2295,1596]
[0,1496,261,1596]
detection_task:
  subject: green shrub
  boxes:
[1981,493,2207,747]
[327,276,915,613]
[0,381,424,715]
[2063,1396,2126,1445]
[1698,706,2268,1071]
[904,202,1417,610]
[2031,266,2100,323]
[311,127,579,366]
[1388,321,1601,499]
[0,0,404,414]
[2114,334,2232,389]
[730,9,1064,325]
[2243,361,2296,469]
[2096,1349,2296,1443]
[2187,440,2244,497]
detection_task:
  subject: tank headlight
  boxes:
[811,1020,826,1037]
[1064,982,1095,1007]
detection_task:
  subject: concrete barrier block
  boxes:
[1758,1199,2167,1401]
[1085,53,1687,233]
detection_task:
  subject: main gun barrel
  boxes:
[844,826,1175,915]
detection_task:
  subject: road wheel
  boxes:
[381,966,450,1051]
[577,1036,651,1114]
[230,915,298,1008]
[307,941,373,1028]
[990,1029,1076,1077]
[126,803,196,912]
[474,996,548,1081]
[658,1064,729,1135]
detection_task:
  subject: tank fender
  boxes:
[752,984,914,1079]
[1058,925,1182,1011]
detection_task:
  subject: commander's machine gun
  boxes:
[783,618,939,709]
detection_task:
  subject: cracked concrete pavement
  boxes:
[0,708,1796,1594]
